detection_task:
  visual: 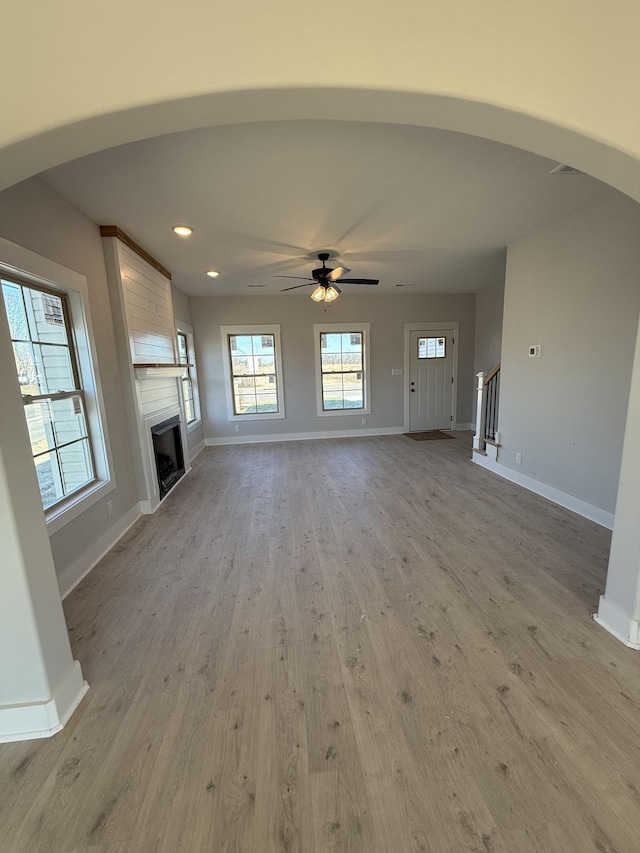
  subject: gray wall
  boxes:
[474,281,505,376]
[499,189,640,514]
[0,177,139,581]
[190,293,477,439]
[171,283,191,327]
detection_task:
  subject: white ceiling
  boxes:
[42,121,607,297]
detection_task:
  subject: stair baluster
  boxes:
[473,363,501,453]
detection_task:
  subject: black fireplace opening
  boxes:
[151,416,185,500]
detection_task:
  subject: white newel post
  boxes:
[595,313,640,647]
[473,372,486,451]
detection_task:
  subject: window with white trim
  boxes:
[314,323,371,416]
[1,237,114,533]
[2,278,95,509]
[176,326,200,426]
[220,324,285,420]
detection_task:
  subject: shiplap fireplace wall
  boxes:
[101,227,189,513]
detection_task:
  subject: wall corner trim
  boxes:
[471,454,614,530]
[189,440,205,462]
[594,596,640,649]
[0,661,89,743]
[58,504,142,600]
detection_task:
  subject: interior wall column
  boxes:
[0,306,88,742]
[595,311,640,648]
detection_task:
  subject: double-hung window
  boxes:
[1,236,114,533]
[177,329,198,424]
[2,277,95,509]
[220,324,285,420]
[314,323,371,416]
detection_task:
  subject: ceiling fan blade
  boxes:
[280,282,315,291]
[327,266,351,281]
[275,275,313,281]
[337,278,380,285]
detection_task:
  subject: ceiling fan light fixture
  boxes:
[310,285,326,302]
[324,285,340,303]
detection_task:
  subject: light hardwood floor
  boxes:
[2,432,640,852]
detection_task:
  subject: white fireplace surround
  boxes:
[102,232,192,515]
[140,405,187,513]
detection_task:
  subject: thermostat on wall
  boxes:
[528,345,541,358]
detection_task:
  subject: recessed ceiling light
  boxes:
[173,225,193,236]
[206,270,220,278]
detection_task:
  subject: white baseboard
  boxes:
[472,454,614,530]
[594,596,640,649]
[205,426,405,446]
[58,504,142,600]
[0,660,89,743]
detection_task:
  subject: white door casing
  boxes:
[404,323,458,432]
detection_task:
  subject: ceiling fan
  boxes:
[277,252,379,302]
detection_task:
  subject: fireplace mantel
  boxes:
[134,364,185,380]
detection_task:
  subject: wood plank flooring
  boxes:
[2,432,640,852]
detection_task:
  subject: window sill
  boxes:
[45,477,115,536]
[227,411,286,422]
[186,419,202,433]
[316,407,370,418]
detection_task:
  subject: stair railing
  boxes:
[473,363,501,452]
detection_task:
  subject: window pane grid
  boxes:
[228,334,279,415]
[26,392,91,447]
[177,332,188,364]
[182,375,195,422]
[33,441,87,460]
[2,277,95,509]
[9,337,72,348]
[177,332,199,424]
[35,450,62,510]
[417,336,446,359]
[319,331,364,411]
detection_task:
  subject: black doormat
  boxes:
[404,430,455,441]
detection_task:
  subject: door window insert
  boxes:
[417,336,445,359]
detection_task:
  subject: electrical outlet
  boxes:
[106,500,114,517]
[234,424,240,433]
[515,452,522,464]
[362,417,367,425]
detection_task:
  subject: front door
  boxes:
[408,329,454,431]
